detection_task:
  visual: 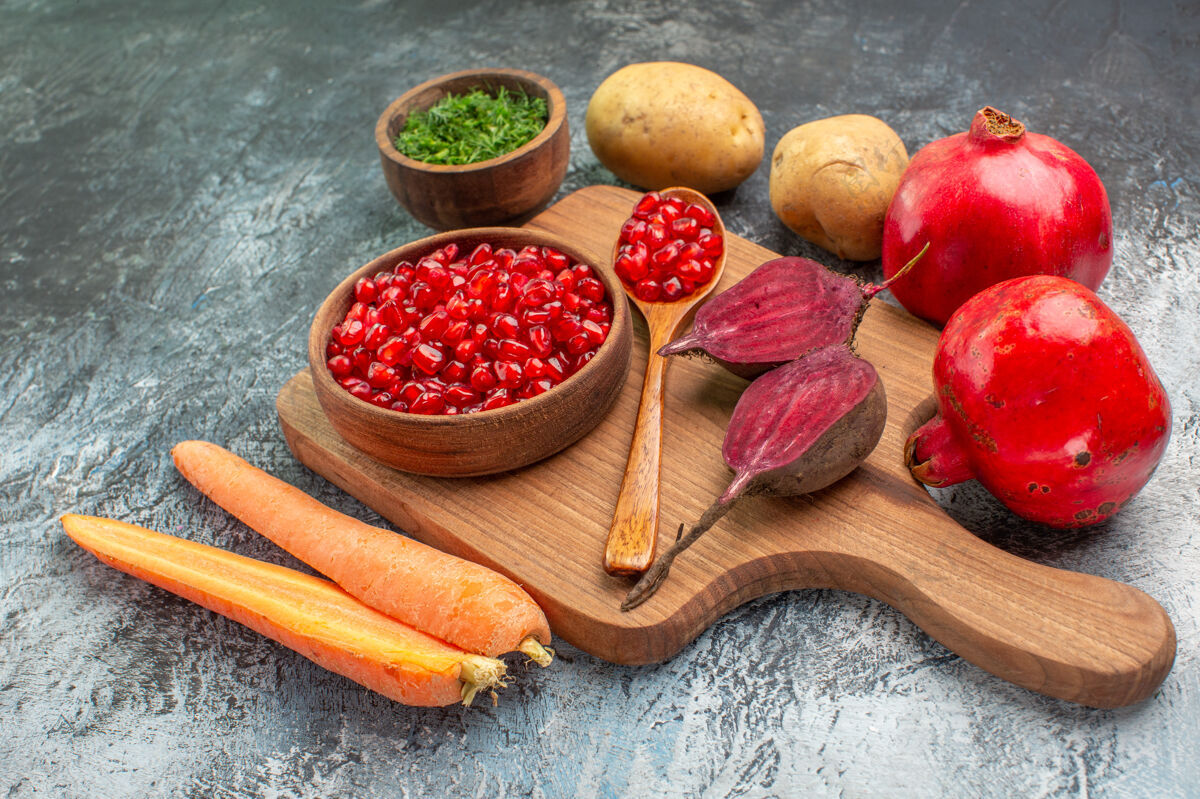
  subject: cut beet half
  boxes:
[623,344,887,609]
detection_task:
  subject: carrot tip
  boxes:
[459,656,508,706]
[517,636,554,668]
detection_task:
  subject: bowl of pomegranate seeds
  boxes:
[308,227,632,477]
[375,68,570,231]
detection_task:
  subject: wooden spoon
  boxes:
[603,188,728,576]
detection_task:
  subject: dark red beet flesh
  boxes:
[657,257,869,378]
[622,345,886,610]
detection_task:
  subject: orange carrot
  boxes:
[170,440,552,664]
[62,514,506,707]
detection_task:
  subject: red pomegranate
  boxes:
[882,107,1113,327]
[906,275,1170,528]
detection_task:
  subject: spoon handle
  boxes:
[603,314,676,576]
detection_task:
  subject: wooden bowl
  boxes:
[308,227,632,477]
[375,69,570,230]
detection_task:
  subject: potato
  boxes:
[769,114,908,261]
[586,62,764,194]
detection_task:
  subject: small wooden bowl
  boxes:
[375,69,570,230]
[308,227,632,477]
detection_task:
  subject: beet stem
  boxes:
[656,333,701,358]
[864,242,930,299]
[621,499,733,611]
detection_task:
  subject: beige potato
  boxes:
[769,114,908,261]
[585,62,765,194]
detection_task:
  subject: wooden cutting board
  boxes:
[277,185,1174,708]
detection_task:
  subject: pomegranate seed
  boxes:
[543,247,570,270]
[492,313,521,339]
[377,337,406,366]
[566,333,592,355]
[369,391,394,408]
[467,269,495,299]
[348,380,373,400]
[543,356,567,382]
[522,306,553,326]
[444,385,479,408]
[500,339,533,360]
[660,202,683,224]
[651,242,681,273]
[493,248,516,270]
[494,361,525,389]
[528,325,553,356]
[526,357,547,378]
[411,343,447,375]
[389,400,408,413]
[696,259,715,283]
[469,243,493,266]
[464,297,486,320]
[469,364,497,392]
[398,381,425,403]
[409,391,445,415]
[585,304,612,324]
[481,388,512,410]
[577,277,606,303]
[363,323,391,350]
[410,282,438,310]
[492,282,516,312]
[551,317,584,342]
[647,223,670,249]
[671,216,700,240]
[634,278,661,302]
[562,291,581,312]
[326,339,343,358]
[581,319,606,345]
[443,319,470,345]
[418,310,450,341]
[444,291,470,320]
[366,361,395,388]
[354,277,377,304]
[522,279,555,307]
[327,354,352,377]
[454,338,478,362]
[441,360,468,384]
[378,300,404,328]
[661,276,685,302]
[334,319,365,347]
[698,231,724,258]
[688,203,716,227]
[633,192,660,219]
[482,337,501,359]
[616,250,648,283]
[350,346,372,372]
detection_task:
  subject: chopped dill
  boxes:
[394,86,548,166]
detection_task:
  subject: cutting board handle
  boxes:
[832,477,1177,708]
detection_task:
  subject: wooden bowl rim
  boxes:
[374,68,568,175]
[308,226,632,432]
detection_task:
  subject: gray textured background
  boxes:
[2,0,1197,796]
